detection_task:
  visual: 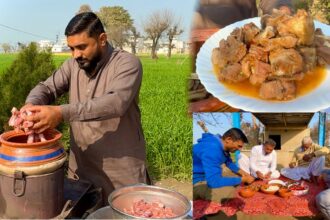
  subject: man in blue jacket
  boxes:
[193,128,254,202]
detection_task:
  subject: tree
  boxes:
[311,0,330,24]
[1,43,11,53]
[76,4,92,14]
[97,6,133,49]
[143,10,173,59]
[0,43,55,132]
[167,23,184,58]
[294,0,329,24]
[130,26,141,54]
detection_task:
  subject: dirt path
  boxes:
[154,178,192,200]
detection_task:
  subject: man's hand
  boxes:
[264,172,272,180]
[237,169,249,177]
[242,174,255,185]
[256,171,265,180]
[303,153,315,162]
[23,105,63,133]
[289,162,296,168]
[20,103,34,112]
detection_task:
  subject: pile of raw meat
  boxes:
[8,107,46,143]
[123,199,176,218]
[211,9,330,100]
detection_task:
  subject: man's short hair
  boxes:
[222,128,248,143]
[302,136,313,145]
[65,12,105,38]
[264,139,276,147]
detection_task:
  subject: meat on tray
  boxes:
[8,107,46,143]
[123,199,176,218]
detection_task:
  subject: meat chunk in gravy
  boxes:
[242,23,260,45]
[259,36,298,51]
[249,45,269,63]
[259,80,296,100]
[298,47,317,72]
[211,36,247,69]
[269,49,303,76]
[217,63,248,83]
[249,61,272,85]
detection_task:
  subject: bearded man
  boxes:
[21,12,150,204]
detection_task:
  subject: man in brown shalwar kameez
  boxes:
[21,12,150,204]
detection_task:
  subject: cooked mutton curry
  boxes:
[211,9,330,101]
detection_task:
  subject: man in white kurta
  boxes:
[249,139,280,179]
[281,137,326,181]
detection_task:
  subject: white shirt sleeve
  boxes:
[249,145,259,174]
[270,151,277,172]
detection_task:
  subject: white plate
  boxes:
[196,17,330,112]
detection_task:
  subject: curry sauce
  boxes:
[213,65,327,99]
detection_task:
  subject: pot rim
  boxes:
[108,184,191,219]
[0,129,62,148]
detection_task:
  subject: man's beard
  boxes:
[76,50,102,73]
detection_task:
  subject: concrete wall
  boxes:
[241,127,311,169]
[240,150,294,170]
[265,127,310,152]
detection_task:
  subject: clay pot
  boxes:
[239,187,256,198]
[0,129,65,167]
[278,188,293,198]
[260,184,279,195]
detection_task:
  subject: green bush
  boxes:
[0,43,56,132]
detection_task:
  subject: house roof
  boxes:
[253,113,314,128]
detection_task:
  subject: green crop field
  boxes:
[0,53,192,180]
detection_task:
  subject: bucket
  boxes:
[0,167,64,219]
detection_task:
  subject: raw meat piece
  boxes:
[123,199,176,218]
[8,107,47,143]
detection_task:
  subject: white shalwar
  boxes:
[249,145,280,179]
[281,156,325,181]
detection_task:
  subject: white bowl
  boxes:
[288,184,309,196]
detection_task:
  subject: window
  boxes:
[269,135,281,150]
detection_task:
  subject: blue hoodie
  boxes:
[193,133,242,188]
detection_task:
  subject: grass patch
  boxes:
[139,54,192,180]
[0,54,16,75]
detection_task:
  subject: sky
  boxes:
[0,0,197,45]
[192,113,320,144]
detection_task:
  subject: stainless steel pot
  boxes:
[86,206,114,219]
[108,185,191,219]
[0,167,64,219]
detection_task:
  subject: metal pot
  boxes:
[0,167,64,219]
[86,206,114,219]
[108,185,191,219]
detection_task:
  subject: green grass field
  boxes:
[0,53,192,180]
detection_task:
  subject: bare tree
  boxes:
[130,26,140,54]
[143,10,173,59]
[167,22,184,58]
[77,4,92,14]
[1,43,11,53]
